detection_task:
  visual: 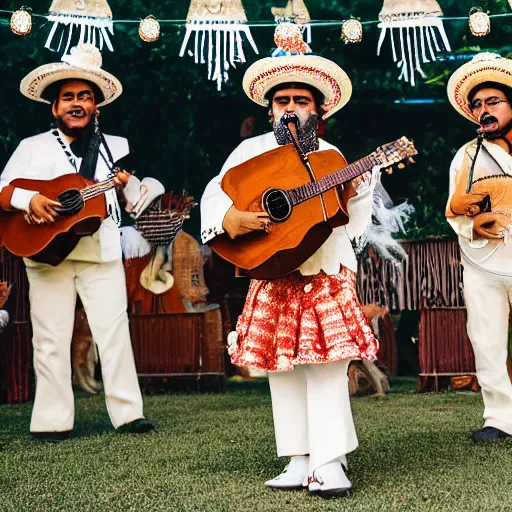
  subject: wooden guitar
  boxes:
[210,136,417,280]
[0,174,117,265]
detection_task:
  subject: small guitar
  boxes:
[210,136,417,279]
[0,173,119,265]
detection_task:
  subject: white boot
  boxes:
[308,460,352,498]
[264,455,309,490]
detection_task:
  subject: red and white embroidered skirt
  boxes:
[230,266,378,372]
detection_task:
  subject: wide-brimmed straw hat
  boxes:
[20,43,122,107]
[447,52,512,123]
[243,21,352,119]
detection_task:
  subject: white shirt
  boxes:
[447,138,512,276]
[0,130,130,263]
[201,132,377,275]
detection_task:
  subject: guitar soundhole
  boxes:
[56,189,85,216]
[262,188,293,223]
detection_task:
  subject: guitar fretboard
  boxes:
[287,154,376,206]
[80,178,116,202]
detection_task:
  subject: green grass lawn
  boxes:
[1,381,512,512]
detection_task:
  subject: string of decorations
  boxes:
[4,9,512,27]
[3,1,512,90]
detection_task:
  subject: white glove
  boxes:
[227,331,239,356]
[124,176,165,219]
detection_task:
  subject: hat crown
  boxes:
[273,19,311,55]
[61,43,103,70]
[470,52,502,64]
[49,0,112,18]
[379,0,443,20]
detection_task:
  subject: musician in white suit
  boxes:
[446,53,512,443]
[201,23,380,498]
[0,44,160,440]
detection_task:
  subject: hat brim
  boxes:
[242,55,352,120]
[20,62,122,107]
[448,58,512,123]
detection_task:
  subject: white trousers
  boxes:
[26,259,144,432]
[267,359,358,474]
[463,263,512,435]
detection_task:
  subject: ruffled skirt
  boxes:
[229,266,378,372]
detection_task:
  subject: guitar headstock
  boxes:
[373,136,418,170]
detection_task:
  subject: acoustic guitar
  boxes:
[0,173,118,266]
[210,136,417,280]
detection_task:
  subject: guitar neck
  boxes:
[80,177,116,202]
[287,153,376,206]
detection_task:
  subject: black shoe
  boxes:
[472,426,512,443]
[31,430,72,443]
[117,418,156,434]
[310,487,351,499]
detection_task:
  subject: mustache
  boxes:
[479,113,498,125]
[280,112,300,128]
[278,111,317,128]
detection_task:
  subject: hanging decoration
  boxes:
[377,0,451,86]
[271,0,311,44]
[341,18,363,44]
[179,0,259,91]
[139,15,160,42]
[468,7,490,37]
[10,6,32,36]
[272,19,311,55]
[45,0,114,55]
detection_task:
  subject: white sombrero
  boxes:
[243,21,352,120]
[447,52,512,123]
[20,43,122,107]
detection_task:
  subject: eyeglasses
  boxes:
[468,99,509,113]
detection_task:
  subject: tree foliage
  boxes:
[1,0,512,238]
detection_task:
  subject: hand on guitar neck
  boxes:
[223,205,270,239]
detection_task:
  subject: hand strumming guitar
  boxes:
[28,194,62,225]
[223,205,271,239]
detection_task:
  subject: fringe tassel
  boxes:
[45,14,114,55]
[354,179,415,262]
[377,17,450,86]
[179,21,258,90]
[120,226,152,260]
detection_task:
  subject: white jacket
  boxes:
[447,138,512,276]
[0,130,129,263]
[201,132,378,275]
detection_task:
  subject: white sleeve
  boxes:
[0,140,39,212]
[446,146,488,248]
[345,166,380,241]
[200,142,247,244]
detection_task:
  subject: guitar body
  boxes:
[210,145,351,280]
[0,174,107,265]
